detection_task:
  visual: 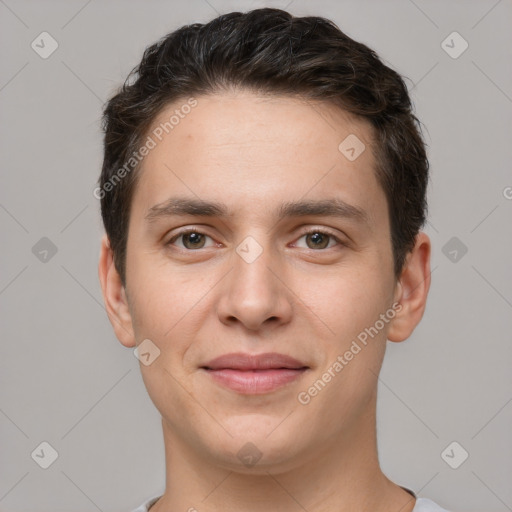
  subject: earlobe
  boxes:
[98,234,136,348]
[387,232,431,343]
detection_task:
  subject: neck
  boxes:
[151,393,416,512]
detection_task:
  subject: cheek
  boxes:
[130,272,206,425]
[299,266,391,341]
[295,271,390,421]
[128,267,216,363]
[127,244,187,324]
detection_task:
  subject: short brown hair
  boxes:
[98,8,429,286]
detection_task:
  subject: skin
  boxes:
[98,90,431,512]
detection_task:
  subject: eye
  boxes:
[166,227,345,251]
[294,229,344,250]
[166,229,216,250]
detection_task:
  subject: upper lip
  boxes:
[201,352,308,371]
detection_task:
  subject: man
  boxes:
[97,8,449,512]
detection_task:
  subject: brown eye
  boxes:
[295,229,342,250]
[182,232,206,249]
[167,230,214,250]
[305,232,331,249]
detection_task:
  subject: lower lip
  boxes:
[203,368,307,394]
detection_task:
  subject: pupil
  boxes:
[309,232,328,249]
[186,232,203,248]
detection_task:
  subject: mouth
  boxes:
[200,352,309,394]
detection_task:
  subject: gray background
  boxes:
[1,0,511,511]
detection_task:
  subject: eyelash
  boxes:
[166,227,346,251]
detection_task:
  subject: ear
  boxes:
[387,232,431,343]
[98,233,136,347]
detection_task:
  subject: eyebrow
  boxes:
[145,196,369,226]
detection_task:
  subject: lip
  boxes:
[200,352,309,394]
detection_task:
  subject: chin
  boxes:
[203,419,306,473]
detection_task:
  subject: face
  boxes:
[100,90,429,473]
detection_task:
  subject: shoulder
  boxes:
[413,497,452,512]
[131,495,162,512]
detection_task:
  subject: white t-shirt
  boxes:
[132,489,452,511]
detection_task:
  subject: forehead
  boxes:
[131,91,385,225]
[148,92,373,159]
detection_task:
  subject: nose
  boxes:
[216,236,294,332]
